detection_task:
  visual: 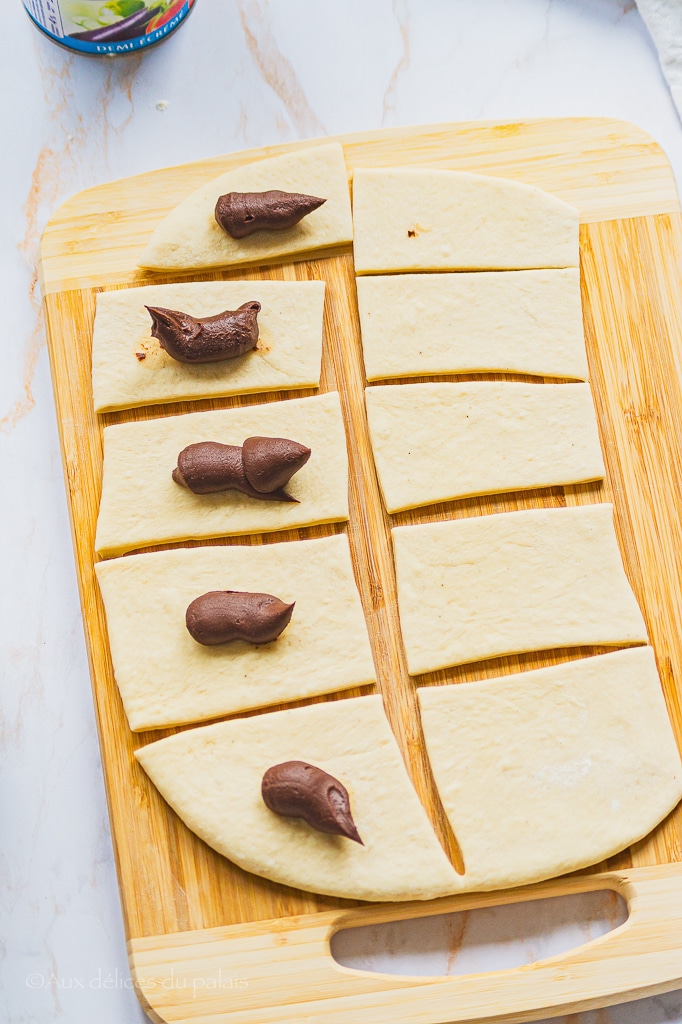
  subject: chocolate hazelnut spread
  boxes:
[146,301,260,364]
[241,436,311,493]
[186,591,294,646]
[172,437,310,501]
[214,191,326,239]
[172,441,256,495]
[261,761,363,844]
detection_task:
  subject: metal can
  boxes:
[23,1,196,55]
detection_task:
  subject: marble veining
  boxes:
[237,0,326,138]
[382,0,411,127]
[3,1,682,1022]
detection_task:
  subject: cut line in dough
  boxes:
[95,391,349,558]
[418,647,682,892]
[92,280,325,413]
[356,270,588,382]
[135,694,460,901]
[392,504,648,675]
[140,143,352,271]
[352,167,579,274]
[96,534,375,731]
[365,381,605,513]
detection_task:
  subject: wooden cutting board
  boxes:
[39,118,682,1024]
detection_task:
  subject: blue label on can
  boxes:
[24,1,195,55]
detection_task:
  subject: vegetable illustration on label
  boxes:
[23,0,197,54]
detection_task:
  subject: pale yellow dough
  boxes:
[96,535,375,732]
[352,168,579,274]
[135,695,460,901]
[95,392,348,558]
[418,648,682,892]
[356,270,588,382]
[92,280,325,413]
[365,382,604,513]
[393,504,648,675]
[140,143,352,271]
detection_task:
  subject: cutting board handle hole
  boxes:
[330,889,627,976]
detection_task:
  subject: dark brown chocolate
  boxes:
[171,441,265,498]
[172,436,309,501]
[172,441,295,501]
[261,761,363,844]
[241,436,311,494]
[186,590,294,646]
[145,301,260,364]
[214,191,326,239]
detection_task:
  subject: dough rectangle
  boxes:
[352,168,579,274]
[92,280,325,413]
[418,648,682,892]
[393,504,648,675]
[356,270,588,382]
[139,143,353,271]
[365,381,605,513]
[96,534,375,731]
[95,392,349,558]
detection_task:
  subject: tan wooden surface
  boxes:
[129,865,682,1024]
[39,119,682,1023]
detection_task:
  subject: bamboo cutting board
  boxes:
[39,119,682,1024]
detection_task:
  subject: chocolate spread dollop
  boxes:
[172,437,310,502]
[186,590,294,646]
[241,436,311,494]
[261,761,363,844]
[145,301,260,364]
[214,191,326,239]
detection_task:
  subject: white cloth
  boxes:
[637,0,682,117]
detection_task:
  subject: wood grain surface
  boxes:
[39,118,682,1023]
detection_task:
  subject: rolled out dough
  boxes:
[418,647,682,892]
[393,504,648,675]
[96,534,375,731]
[135,694,460,901]
[365,381,605,513]
[92,280,325,413]
[352,167,579,274]
[95,392,349,558]
[356,270,588,382]
[139,143,352,271]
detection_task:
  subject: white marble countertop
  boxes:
[4,1,682,1021]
